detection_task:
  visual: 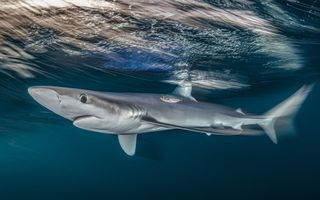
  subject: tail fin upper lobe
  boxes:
[258,84,314,144]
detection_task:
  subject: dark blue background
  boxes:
[0,0,320,199]
[0,72,319,200]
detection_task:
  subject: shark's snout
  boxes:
[28,86,61,112]
[28,86,103,122]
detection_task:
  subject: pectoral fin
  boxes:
[118,134,137,156]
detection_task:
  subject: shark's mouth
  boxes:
[72,115,104,131]
[73,115,96,122]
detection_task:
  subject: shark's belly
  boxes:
[147,106,214,127]
[129,124,169,133]
[144,102,246,128]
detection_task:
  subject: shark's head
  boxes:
[28,86,132,133]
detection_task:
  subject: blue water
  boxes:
[0,0,320,199]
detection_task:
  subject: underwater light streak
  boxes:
[0,0,318,87]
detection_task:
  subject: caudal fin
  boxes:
[258,84,314,144]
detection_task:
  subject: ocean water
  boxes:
[0,0,320,199]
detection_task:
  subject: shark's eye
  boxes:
[79,94,88,103]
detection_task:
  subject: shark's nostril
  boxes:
[28,87,41,96]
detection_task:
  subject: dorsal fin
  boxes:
[118,134,137,156]
[173,81,197,101]
[236,108,245,115]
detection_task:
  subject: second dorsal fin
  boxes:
[236,108,245,115]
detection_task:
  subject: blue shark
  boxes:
[28,84,313,156]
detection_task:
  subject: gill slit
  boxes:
[129,104,146,119]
